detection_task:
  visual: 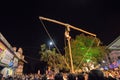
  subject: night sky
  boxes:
[0,0,120,73]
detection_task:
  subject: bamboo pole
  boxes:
[39,16,96,37]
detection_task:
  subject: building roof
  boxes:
[107,36,120,50]
[0,32,27,63]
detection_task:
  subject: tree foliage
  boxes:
[39,34,107,72]
[65,34,107,70]
[39,44,70,71]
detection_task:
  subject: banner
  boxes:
[13,57,18,67]
[0,42,7,61]
[0,41,14,66]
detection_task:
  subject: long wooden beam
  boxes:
[39,16,96,37]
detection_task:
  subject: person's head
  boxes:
[0,74,3,80]
[67,73,76,80]
[41,75,47,80]
[88,69,104,80]
[107,76,116,80]
[77,73,85,80]
[8,76,13,80]
[54,73,63,80]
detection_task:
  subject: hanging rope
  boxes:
[40,19,61,54]
[76,36,96,70]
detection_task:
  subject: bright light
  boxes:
[86,59,90,63]
[49,41,53,50]
[102,60,105,63]
[49,42,53,45]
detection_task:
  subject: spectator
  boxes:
[41,74,47,80]
[77,73,85,80]
[88,69,104,80]
[0,73,3,80]
[67,73,76,80]
[54,73,63,80]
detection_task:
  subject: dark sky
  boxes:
[0,0,120,73]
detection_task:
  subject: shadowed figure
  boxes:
[77,73,85,80]
[67,73,76,80]
[54,73,63,80]
[88,69,104,80]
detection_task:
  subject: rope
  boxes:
[76,36,96,70]
[40,19,61,54]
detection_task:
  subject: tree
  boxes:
[65,34,107,70]
[39,34,107,72]
[39,44,70,72]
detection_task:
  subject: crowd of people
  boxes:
[0,68,120,80]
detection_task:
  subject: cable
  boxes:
[40,19,61,54]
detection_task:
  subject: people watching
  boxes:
[67,73,76,80]
[77,73,85,80]
[54,73,63,80]
[88,69,104,80]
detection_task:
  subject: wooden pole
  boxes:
[39,16,96,37]
[39,16,96,73]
